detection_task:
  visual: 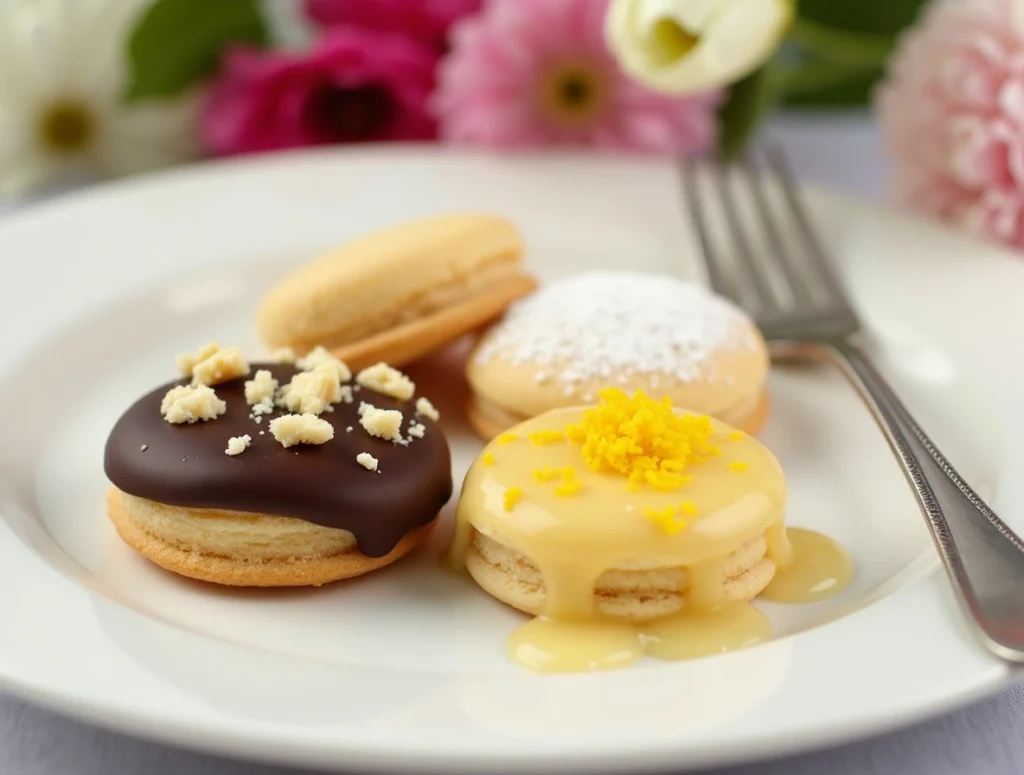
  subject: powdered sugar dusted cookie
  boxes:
[466,271,770,439]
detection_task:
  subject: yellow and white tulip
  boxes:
[606,0,793,94]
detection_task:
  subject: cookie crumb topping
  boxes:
[357,362,415,401]
[175,342,220,377]
[225,434,252,456]
[296,345,351,382]
[359,405,404,442]
[161,383,226,424]
[249,395,274,421]
[415,396,439,421]
[277,362,343,415]
[356,452,379,472]
[191,346,250,386]
[244,369,279,405]
[158,347,435,459]
[269,413,334,447]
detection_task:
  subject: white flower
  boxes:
[0,0,199,201]
[606,0,793,94]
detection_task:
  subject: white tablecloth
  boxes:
[3,114,1023,775]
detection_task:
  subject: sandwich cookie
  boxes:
[466,271,771,439]
[448,388,852,672]
[258,214,537,371]
[104,344,452,586]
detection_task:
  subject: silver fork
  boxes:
[681,147,1024,662]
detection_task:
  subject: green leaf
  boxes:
[795,0,928,37]
[788,18,893,68]
[717,64,786,160]
[775,0,924,109]
[125,0,268,101]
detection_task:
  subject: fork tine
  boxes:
[709,161,779,313]
[679,157,735,301]
[765,145,855,312]
[740,152,817,309]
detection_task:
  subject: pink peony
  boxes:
[433,0,720,153]
[878,0,1024,249]
[201,27,437,155]
[304,0,482,49]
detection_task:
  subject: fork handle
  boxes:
[825,338,1024,661]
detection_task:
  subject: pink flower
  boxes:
[304,0,482,49]
[201,27,437,156]
[877,0,1024,249]
[433,0,720,153]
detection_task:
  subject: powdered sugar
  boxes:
[474,272,755,387]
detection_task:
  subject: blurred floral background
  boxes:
[2,0,1022,250]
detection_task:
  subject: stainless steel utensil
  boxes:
[680,146,1024,661]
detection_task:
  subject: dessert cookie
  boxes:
[448,388,794,672]
[466,271,770,440]
[451,390,787,622]
[257,214,537,371]
[104,347,451,587]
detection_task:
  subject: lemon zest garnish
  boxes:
[644,506,688,535]
[503,486,522,511]
[729,461,750,472]
[533,466,559,482]
[560,466,576,482]
[565,388,717,491]
[497,432,518,445]
[554,479,582,497]
[679,501,698,516]
[528,429,565,445]
[728,431,745,441]
[482,452,495,466]
[644,469,687,490]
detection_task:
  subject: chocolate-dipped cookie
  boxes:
[104,345,452,587]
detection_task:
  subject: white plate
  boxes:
[0,149,1021,773]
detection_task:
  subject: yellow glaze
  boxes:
[760,527,854,604]
[449,390,852,673]
[506,605,774,672]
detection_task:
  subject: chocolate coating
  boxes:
[103,364,452,558]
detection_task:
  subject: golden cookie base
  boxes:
[466,531,776,623]
[107,488,434,588]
